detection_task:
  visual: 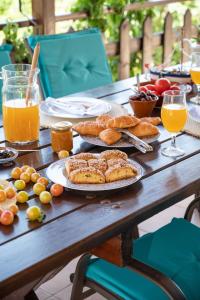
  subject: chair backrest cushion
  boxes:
[0,44,12,113]
[27,28,112,98]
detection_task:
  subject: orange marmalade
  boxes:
[51,121,73,153]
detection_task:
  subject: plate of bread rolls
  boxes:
[46,150,143,192]
[72,114,161,148]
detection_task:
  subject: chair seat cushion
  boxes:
[27,28,112,98]
[86,218,200,300]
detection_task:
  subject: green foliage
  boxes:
[71,0,197,79]
[3,21,31,63]
[0,0,12,15]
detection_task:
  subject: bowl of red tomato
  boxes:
[139,78,181,107]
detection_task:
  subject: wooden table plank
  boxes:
[0,133,199,246]
[0,152,200,296]
[0,191,93,246]
[0,76,199,298]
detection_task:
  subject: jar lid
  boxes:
[52,121,72,131]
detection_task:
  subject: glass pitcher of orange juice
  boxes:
[2,64,40,144]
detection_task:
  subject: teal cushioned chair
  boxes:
[0,44,12,113]
[71,218,200,300]
[27,28,112,99]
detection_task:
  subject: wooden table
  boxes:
[1,77,200,299]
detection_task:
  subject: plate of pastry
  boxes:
[72,114,161,148]
[46,150,143,192]
[40,97,112,119]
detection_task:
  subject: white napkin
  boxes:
[45,97,110,116]
[184,106,200,138]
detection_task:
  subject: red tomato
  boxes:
[145,84,157,92]
[170,85,180,91]
[155,78,171,93]
[0,208,3,216]
[50,184,64,197]
[139,86,148,92]
[150,90,160,96]
[0,210,14,225]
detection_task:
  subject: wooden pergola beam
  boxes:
[32,0,55,35]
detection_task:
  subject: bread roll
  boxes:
[66,159,87,176]
[69,167,105,184]
[107,158,128,168]
[72,153,97,161]
[88,159,108,173]
[99,128,121,145]
[128,122,159,137]
[105,164,137,182]
[100,150,128,161]
[73,121,105,136]
[107,115,140,129]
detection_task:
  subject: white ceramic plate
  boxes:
[80,130,160,148]
[40,97,112,119]
[46,158,143,192]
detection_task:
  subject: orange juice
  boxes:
[161,104,187,133]
[190,67,200,84]
[3,99,39,143]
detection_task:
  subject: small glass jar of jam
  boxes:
[51,121,73,153]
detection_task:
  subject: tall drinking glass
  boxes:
[190,53,200,104]
[161,90,188,157]
[2,64,40,144]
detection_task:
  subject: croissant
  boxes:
[140,117,161,126]
[73,121,105,136]
[99,128,121,145]
[107,115,140,129]
[128,122,159,137]
[96,114,113,126]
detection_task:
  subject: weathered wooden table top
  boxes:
[0,77,200,297]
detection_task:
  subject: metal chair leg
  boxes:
[70,254,91,300]
[132,225,139,239]
[184,195,200,221]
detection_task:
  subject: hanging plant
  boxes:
[3,21,31,63]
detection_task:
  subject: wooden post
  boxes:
[163,12,173,65]
[32,0,55,35]
[142,16,153,72]
[119,19,130,80]
[182,9,192,63]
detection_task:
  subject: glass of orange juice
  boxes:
[190,53,200,104]
[2,65,40,144]
[161,90,187,157]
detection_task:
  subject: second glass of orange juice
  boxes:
[2,67,40,144]
[161,90,187,157]
[190,53,200,104]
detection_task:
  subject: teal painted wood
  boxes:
[27,28,112,99]
[0,44,12,113]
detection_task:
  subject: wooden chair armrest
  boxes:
[126,258,186,300]
[92,231,186,300]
